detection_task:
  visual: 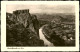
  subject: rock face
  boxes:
[6,9,44,46]
[13,9,31,28]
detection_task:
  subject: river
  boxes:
[39,26,54,46]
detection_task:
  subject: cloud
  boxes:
[6,4,75,14]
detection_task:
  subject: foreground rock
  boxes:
[6,9,44,46]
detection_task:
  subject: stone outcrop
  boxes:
[6,9,43,46]
[13,9,31,28]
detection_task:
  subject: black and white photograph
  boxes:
[1,1,79,51]
[6,4,76,47]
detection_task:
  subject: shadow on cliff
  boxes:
[6,9,44,46]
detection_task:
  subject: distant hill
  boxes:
[32,13,75,24]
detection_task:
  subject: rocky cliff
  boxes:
[6,9,44,46]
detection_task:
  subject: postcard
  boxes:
[1,1,79,51]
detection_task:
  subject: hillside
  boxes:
[34,13,75,46]
[6,9,44,46]
[6,9,75,46]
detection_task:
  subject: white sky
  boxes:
[6,4,75,14]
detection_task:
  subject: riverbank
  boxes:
[39,25,54,46]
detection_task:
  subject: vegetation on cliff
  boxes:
[6,9,44,46]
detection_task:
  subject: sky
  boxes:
[6,4,75,14]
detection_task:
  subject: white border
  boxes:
[1,1,79,51]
